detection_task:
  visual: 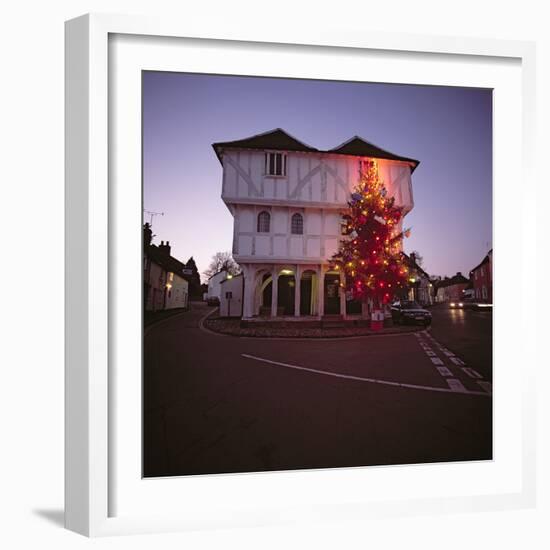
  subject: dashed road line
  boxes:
[241,354,491,397]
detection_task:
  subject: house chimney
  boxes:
[158,240,171,256]
[410,252,416,265]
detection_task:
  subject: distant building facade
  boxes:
[143,224,189,312]
[207,270,232,301]
[213,128,419,320]
[434,272,469,303]
[470,250,492,303]
[219,274,244,317]
[403,252,433,306]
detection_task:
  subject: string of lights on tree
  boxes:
[330,158,411,306]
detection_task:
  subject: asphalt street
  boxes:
[143,302,493,477]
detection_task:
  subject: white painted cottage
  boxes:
[212,129,419,320]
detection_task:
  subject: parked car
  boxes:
[391,301,432,326]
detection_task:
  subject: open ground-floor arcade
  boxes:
[240,263,366,320]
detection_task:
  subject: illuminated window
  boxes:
[257,211,271,233]
[291,213,303,235]
[265,152,286,176]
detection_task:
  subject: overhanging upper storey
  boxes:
[213,129,418,216]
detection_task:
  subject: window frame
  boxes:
[290,212,304,235]
[265,151,287,177]
[257,210,271,233]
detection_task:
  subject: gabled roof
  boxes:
[471,250,492,273]
[212,128,420,172]
[437,273,470,288]
[330,136,420,172]
[212,128,318,162]
[147,245,186,276]
[401,252,430,279]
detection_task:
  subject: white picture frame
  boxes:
[65,13,537,537]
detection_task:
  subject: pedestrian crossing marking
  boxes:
[447,378,467,392]
[450,357,465,366]
[436,366,453,377]
[462,367,483,379]
[477,381,492,393]
[430,357,444,365]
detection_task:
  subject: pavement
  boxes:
[143,302,493,477]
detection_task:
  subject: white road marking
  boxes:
[477,381,492,393]
[425,351,437,357]
[462,367,483,379]
[430,357,444,365]
[241,354,491,396]
[436,366,453,377]
[447,378,467,393]
[450,357,466,366]
[442,351,456,357]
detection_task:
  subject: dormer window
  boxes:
[265,152,287,176]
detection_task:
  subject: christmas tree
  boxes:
[331,158,411,308]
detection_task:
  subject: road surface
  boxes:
[143,302,492,477]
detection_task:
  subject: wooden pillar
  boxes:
[271,269,279,317]
[242,265,256,319]
[294,265,301,317]
[317,266,325,317]
[339,271,346,318]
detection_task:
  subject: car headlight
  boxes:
[450,302,456,307]
[458,302,463,307]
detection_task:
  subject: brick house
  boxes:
[470,250,492,303]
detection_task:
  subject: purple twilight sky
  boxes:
[143,71,492,282]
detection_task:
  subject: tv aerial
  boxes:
[144,210,164,226]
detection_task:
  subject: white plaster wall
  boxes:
[219,276,243,317]
[226,151,414,263]
[165,274,189,310]
[222,150,414,212]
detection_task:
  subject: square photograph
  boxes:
[142,71,493,478]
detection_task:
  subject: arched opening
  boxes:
[259,272,272,316]
[300,270,317,315]
[277,269,295,316]
[324,271,341,315]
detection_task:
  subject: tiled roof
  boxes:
[212,128,317,162]
[436,273,470,288]
[147,245,186,276]
[212,128,420,171]
[471,251,492,273]
[330,136,420,171]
